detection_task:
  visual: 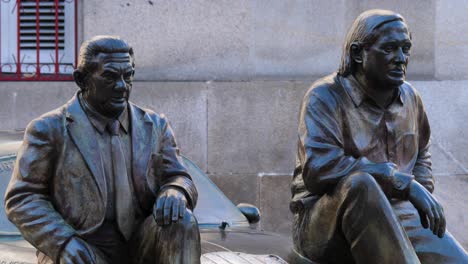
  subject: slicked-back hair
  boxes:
[76,35,135,75]
[338,9,408,76]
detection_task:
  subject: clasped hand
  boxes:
[153,187,187,226]
[361,162,445,238]
[59,236,96,264]
[409,180,445,238]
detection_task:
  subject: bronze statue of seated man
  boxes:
[291,9,468,264]
[4,36,201,264]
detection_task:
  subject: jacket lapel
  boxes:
[65,95,107,202]
[130,103,154,198]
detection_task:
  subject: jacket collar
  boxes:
[340,74,404,107]
[65,93,107,202]
[64,92,154,206]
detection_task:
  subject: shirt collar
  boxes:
[340,74,404,107]
[79,93,129,134]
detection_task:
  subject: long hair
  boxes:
[338,9,407,76]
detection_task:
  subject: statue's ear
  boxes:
[350,42,363,64]
[73,69,87,90]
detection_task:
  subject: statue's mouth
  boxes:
[111,97,126,103]
[389,69,405,76]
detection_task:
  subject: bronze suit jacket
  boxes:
[4,93,198,262]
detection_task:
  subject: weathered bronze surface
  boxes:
[4,36,201,264]
[291,9,468,264]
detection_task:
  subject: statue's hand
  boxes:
[360,162,398,184]
[409,180,446,238]
[154,187,187,226]
[59,236,96,264]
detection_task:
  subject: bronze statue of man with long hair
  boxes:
[291,9,468,264]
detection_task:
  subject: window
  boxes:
[0,0,77,81]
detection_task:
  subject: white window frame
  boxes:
[1,1,75,74]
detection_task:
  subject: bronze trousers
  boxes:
[38,209,201,264]
[293,172,468,264]
[99,209,200,264]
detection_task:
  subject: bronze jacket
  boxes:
[291,73,433,211]
[4,93,198,262]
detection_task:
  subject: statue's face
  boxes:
[361,20,411,87]
[84,52,134,117]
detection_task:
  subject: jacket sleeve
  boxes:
[412,95,434,193]
[4,117,76,262]
[156,115,198,209]
[299,93,372,196]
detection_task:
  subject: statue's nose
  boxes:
[115,77,127,92]
[394,47,406,63]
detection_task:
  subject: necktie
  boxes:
[108,120,135,240]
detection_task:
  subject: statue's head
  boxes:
[338,9,411,87]
[73,35,135,118]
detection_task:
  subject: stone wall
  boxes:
[80,0,468,80]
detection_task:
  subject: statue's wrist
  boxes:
[57,235,76,263]
[392,172,414,200]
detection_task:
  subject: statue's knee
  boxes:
[346,172,380,194]
[184,209,197,224]
[340,172,388,214]
[179,209,199,231]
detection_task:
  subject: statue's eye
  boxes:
[102,72,118,80]
[402,45,411,54]
[384,45,396,52]
[123,72,133,80]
